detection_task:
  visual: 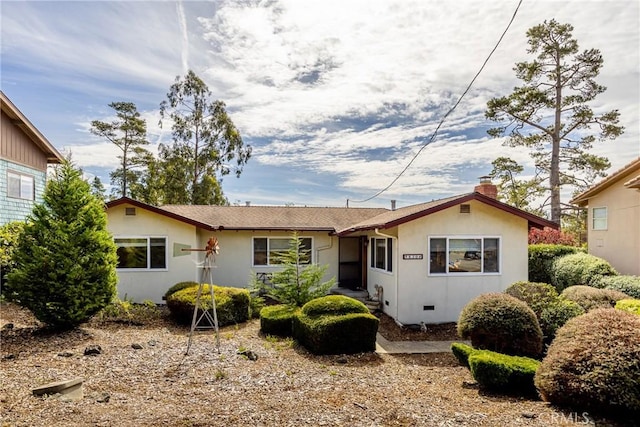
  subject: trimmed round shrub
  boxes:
[535,308,640,417]
[550,252,617,292]
[301,294,369,316]
[561,285,630,312]
[451,342,475,368]
[505,281,584,343]
[469,350,540,396]
[293,295,378,355]
[166,284,250,326]
[615,299,640,316]
[163,281,198,300]
[457,293,543,358]
[260,304,300,336]
[528,244,582,284]
[590,275,640,299]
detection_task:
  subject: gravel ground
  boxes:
[0,302,631,427]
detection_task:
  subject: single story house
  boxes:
[1,91,64,225]
[570,157,640,276]
[105,179,557,324]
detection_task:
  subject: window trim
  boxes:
[114,236,168,271]
[252,236,314,267]
[592,207,607,231]
[428,236,501,276]
[7,170,35,200]
[370,237,393,273]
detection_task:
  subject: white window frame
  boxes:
[428,236,501,276]
[252,236,314,267]
[592,207,607,231]
[114,236,168,271]
[370,237,393,273]
[7,171,34,200]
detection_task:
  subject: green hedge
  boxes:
[260,304,300,336]
[535,308,640,417]
[469,350,540,396]
[504,281,584,343]
[166,284,250,327]
[163,281,199,300]
[451,342,475,368]
[292,295,378,355]
[457,293,543,358]
[528,244,582,284]
[615,299,640,316]
[561,286,630,312]
[590,275,640,299]
[550,253,617,292]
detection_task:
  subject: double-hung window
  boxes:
[7,171,34,200]
[429,237,500,274]
[253,237,312,266]
[592,207,607,230]
[370,237,393,273]
[114,237,167,270]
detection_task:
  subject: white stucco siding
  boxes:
[107,205,198,303]
[196,230,340,289]
[394,201,529,324]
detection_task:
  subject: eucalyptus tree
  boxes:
[485,19,623,224]
[159,70,251,205]
[90,102,150,198]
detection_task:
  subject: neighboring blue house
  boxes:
[1,91,64,225]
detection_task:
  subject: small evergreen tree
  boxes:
[6,160,118,329]
[252,232,335,307]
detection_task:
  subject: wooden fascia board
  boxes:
[105,197,218,231]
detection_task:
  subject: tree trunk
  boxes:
[551,53,562,224]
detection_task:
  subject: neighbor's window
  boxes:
[114,237,167,269]
[429,237,500,274]
[7,171,34,200]
[370,237,393,273]
[592,207,607,230]
[253,237,312,266]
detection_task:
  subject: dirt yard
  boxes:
[0,302,628,426]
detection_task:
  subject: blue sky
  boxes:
[2,0,638,209]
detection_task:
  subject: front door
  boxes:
[338,237,366,290]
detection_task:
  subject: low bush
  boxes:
[166,284,250,327]
[561,286,629,312]
[590,275,640,299]
[260,304,299,336]
[457,293,543,358]
[550,253,617,292]
[528,244,582,284]
[504,281,584,343]
[535,308,640,417]
[469,350,540,396]
[164,281,198,300]
[293,295,378,355]
[615,299,640,316]
[451,342,475,368]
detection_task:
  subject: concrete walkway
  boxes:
[375,333,469,354]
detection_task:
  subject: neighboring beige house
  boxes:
[570,157,640,276]
[1,91,64,225]
[106,180,556,324]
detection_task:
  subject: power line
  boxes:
[351,0,524,204]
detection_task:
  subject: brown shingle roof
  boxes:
[570,157,640,206]
[160,204,388,231]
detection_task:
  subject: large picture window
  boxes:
[115,237,167,270]
[370,237,393,272]
[592,207,607,230]
[429,237,500,274]
[7,171,34,200]
[253,237,312,266]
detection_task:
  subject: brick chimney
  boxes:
[474,176,498,199]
